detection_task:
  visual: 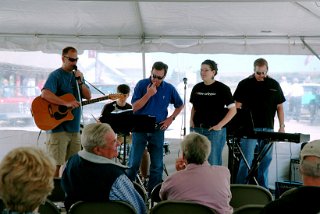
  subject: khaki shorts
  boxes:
[46,132,81,165]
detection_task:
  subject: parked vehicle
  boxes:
[298,83,320,124]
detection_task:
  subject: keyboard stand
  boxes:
[227,135,258,185]
[245,140,273,185]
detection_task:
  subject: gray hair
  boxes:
[181,132,211,164]
[81,123,114,152]
[300,156,320,178]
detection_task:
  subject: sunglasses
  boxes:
[152,74,165,80]
[64,56,78,62]
[255,71,267,75]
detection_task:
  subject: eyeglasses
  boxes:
[152,74,165,80]
[64,56,78,62]
[255,71,267,75]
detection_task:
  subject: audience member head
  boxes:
[300,140,320,186]
[181,132,211,165]
[81,123,120,159]
[0,147,55,213]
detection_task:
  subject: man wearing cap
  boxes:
[261,140,320,213]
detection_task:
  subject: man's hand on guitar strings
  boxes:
[65,100,80,109]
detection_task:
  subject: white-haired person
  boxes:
[261,140,320,213]
[61,123,146,214]
[0,147,56,214]
[159,132,233,214]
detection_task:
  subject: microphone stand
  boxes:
[73,66,85,126]
[182,77,187,136]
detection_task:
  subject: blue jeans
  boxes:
[236,128,274,189]
[190,127,226,166]
[127,130,164,192]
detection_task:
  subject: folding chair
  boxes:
[150,200,217,214]
[69,201,136,214]
[0,199,5,212]
[230,184,273,209]
[0,198,60,214]
[47,178,65,202]
[150,183,162,208]
[233,204,265,214]
[133,181,147,203]
[38,199,60,214]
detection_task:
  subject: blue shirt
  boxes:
[131,78,183,123]
[43,68,81,133]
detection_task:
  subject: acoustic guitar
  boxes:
[31,93,124,130]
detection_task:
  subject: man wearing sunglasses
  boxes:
[127,61,184,193]
[233,58,286,189]
[41,46,91,177]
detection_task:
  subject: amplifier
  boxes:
[275,181,302,199]
[290,158,302,183]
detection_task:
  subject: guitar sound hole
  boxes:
[58,105,68,113]
[53,112,67,120]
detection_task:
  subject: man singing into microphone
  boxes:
[127,61,184,194]
[41,46,91,177]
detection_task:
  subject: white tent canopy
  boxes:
[1,0,320,54]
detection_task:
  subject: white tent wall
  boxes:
[0,130,46,162]
[0,129,304,190]
[0,0,320,55]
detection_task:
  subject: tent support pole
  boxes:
[142,52,146,79]
[300,37,320,61]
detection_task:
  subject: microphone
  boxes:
[73,65,80,80]
[183,77,187,84]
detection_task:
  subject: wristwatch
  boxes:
[280,124,285,128]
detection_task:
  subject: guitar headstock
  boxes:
[108,93,126,100]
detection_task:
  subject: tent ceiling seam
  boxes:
[1,33,320,40]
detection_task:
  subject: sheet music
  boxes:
[111,109,133,114]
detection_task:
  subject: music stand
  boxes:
[102,111,156,165]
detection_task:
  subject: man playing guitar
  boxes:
[41,46,91,177]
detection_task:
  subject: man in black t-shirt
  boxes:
[234,58,286,189]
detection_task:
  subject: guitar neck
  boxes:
[82,96,110,106]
